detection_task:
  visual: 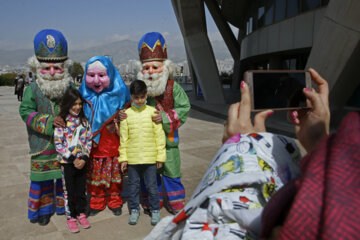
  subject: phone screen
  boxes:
[252,72,307,110]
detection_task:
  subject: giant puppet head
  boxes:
[28,29,72,100]
[137,32,175,97]
[78,56,130,143]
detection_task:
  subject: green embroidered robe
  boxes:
[147,80,191,178]
[19,82,62,181]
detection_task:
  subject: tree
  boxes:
[0,73,17,86]
[69,62,84,80]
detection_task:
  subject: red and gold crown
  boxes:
[138,32,167,62]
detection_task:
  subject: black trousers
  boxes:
[61,164,87,218]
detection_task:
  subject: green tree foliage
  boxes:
[0,73,17,86]
[69,62,84,80]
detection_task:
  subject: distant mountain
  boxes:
[0,38,231,66]
[70,39,189,64]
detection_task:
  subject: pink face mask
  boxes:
[85,63,110,93]
[40,63,64,76]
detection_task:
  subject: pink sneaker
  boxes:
[66,218,79,233]
[77,213,91,229]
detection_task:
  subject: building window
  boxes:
[258,6,265,29]
[246,17,253,35]
[275,0,286,22]
[265,1,275,26]
[243,0,327,35]
[256,62,270,70]
[301,0,321,12]
[282,58,297,70]
[287,0,299,17]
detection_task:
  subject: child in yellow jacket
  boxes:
[119,80,166,226]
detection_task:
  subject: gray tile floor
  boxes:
[0,86,225,239]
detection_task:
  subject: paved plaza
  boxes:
[0,86,225,240]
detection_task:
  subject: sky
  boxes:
[0,0,223,52]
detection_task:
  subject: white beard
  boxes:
[36,71,71,100]
[28,56,72,100]
[137,60,175,97]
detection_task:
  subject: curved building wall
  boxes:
[240,8,326,60]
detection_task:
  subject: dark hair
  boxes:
[59,88,87,126]
[130,80,147,95]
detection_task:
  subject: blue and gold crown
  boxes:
[138,32,167,62]
[33,29,68,62]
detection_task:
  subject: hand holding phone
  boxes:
[244,70,312,111]
[222,81,273,143]
[289,68,330,152]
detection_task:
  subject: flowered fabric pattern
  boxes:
[86,156,122,188]
[54,115,92,163]
[145,132,301,240]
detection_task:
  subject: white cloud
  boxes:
[71,40,101,50]
[106,34,130,42]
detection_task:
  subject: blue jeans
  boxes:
[128,164,159,211]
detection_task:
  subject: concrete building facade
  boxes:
[172,0,360,127]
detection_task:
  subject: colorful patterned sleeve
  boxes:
[83,123,92,158]
[161,81,191,134]
[19,86,55,136]
[54,127,71,160]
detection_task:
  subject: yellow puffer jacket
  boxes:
[118,104,166,164]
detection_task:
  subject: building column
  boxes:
[172,0,225,104]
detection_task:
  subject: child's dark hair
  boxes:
[130,80,147,95]
[59,87,87,126]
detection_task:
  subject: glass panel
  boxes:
[265,1,275,26]
[246,20,250,35]
[275,0,286,22]
[249,17,253,33]
[287,0,299,17]
[258,6,265,28]
[301,0,321,12]
[282,58,297,70]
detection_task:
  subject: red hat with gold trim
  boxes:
[138,32,167,62]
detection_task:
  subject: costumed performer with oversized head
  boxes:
[136,32,191,214]
[79,56,130,216]
[20,29,73,226]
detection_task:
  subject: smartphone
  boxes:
[244,70,312,111]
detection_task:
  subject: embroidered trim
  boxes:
[165,111,174,133]
[39,149,57,156]
[27,112,38,126]
[171,109,180,130]
[29,140,52,157]
[140,40,167,52]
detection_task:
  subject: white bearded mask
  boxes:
[137,60,175,97]
[28,56,72,100]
